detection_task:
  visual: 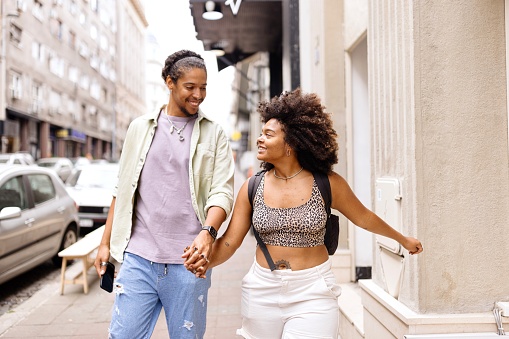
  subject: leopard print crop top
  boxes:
[252,175,328,247]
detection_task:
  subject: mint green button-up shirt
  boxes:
[109,108,234,262]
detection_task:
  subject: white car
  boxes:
[0,153,34,165]
[0,165,79,284]
[37,157,74,182]
[65,163,119,232]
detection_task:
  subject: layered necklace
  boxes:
[273,167,304,181]
[165,106,190,141]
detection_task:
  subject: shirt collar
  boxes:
[144,105,211,123]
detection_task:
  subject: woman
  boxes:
[183,88,423,338]
[94,49,234,338]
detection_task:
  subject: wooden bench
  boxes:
[58,225,105,295]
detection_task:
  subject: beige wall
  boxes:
[411,0,509,313]
[368,0,509,317]
[368,0,509,315]
[303,0,509,336]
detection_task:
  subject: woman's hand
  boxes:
[401,237,423,255]
[182,231,213,278]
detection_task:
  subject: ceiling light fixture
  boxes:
[202,1,223,20]
[210,46,225,57]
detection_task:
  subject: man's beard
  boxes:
[179,103,195,117]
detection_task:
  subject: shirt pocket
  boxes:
[194,143,215,176]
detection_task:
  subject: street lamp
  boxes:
[202,0,243,20]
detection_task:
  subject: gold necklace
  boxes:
[273,167,304,180]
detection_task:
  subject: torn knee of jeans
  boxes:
[114,283,124,294]
[182,320,194,330]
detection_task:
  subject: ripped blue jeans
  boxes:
[109,252,212,339]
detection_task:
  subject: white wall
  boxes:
[350,38,373,267]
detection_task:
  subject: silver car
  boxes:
[65,163,118,231]
[0,165,79,285]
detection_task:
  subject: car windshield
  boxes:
[74,166,118,189]
[38,162,57,167]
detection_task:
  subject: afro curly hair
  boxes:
[257,88,339,174]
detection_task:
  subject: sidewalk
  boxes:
[0,230,256,339]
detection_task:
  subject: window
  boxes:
[10,23,22,45]
[0,176,27,210]
[28,174,56,205]
[68,99,79,121]
[32,0,44,21]
[69,0,78,15]
[52,19,63,40]
[31,41,45,63]
[78,10,86,26]
[90,25,98,40]
[100,34,107,50]
[90,52,99,69]
[68,30,76,49]
[32,83,42,113]
[68,66,79,83]
[90,81,101,100]
[49,89,62,114]
[90,0,98,12]
[79,74,89,90]
[48,53,65,77]
[10,73,22,99]
[78,40,89,58]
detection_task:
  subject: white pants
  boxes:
[236,258,341,339]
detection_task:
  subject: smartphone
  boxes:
[100,262,115,293]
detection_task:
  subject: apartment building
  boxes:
[0,0,147,161]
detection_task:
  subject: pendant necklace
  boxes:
[273,167,304,180]
[165,106,189,141]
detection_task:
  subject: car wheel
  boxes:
[52,225,78,267]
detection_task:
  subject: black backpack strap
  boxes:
[248,170,276,271]
[248,170,265,206]
[313,172,332,217]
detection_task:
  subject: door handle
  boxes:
[57,206,66,213]
[25,218,35,226]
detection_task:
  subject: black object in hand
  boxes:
[100,262,115,293]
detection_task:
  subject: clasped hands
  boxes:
[182,235,212,279]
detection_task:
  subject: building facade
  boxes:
[113,0,147,161]
[298,0,509,338]
[0,0,147,161]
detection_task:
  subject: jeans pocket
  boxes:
[319,274,342,299]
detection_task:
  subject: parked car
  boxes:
[0,165,79,285]
[65,163,119,232]
[37,157,74,182]
[70,157,91,168]
[0,153,34,165]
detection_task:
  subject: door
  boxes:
[0,175,31,278]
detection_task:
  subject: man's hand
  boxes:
[94,243,112,276]
[182,231,214,278]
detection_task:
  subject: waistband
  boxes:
[252,257,332,282]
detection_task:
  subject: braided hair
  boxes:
[258,88,339,174]
[161,50,207,84]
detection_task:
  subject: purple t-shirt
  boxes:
[125,111,199,263]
